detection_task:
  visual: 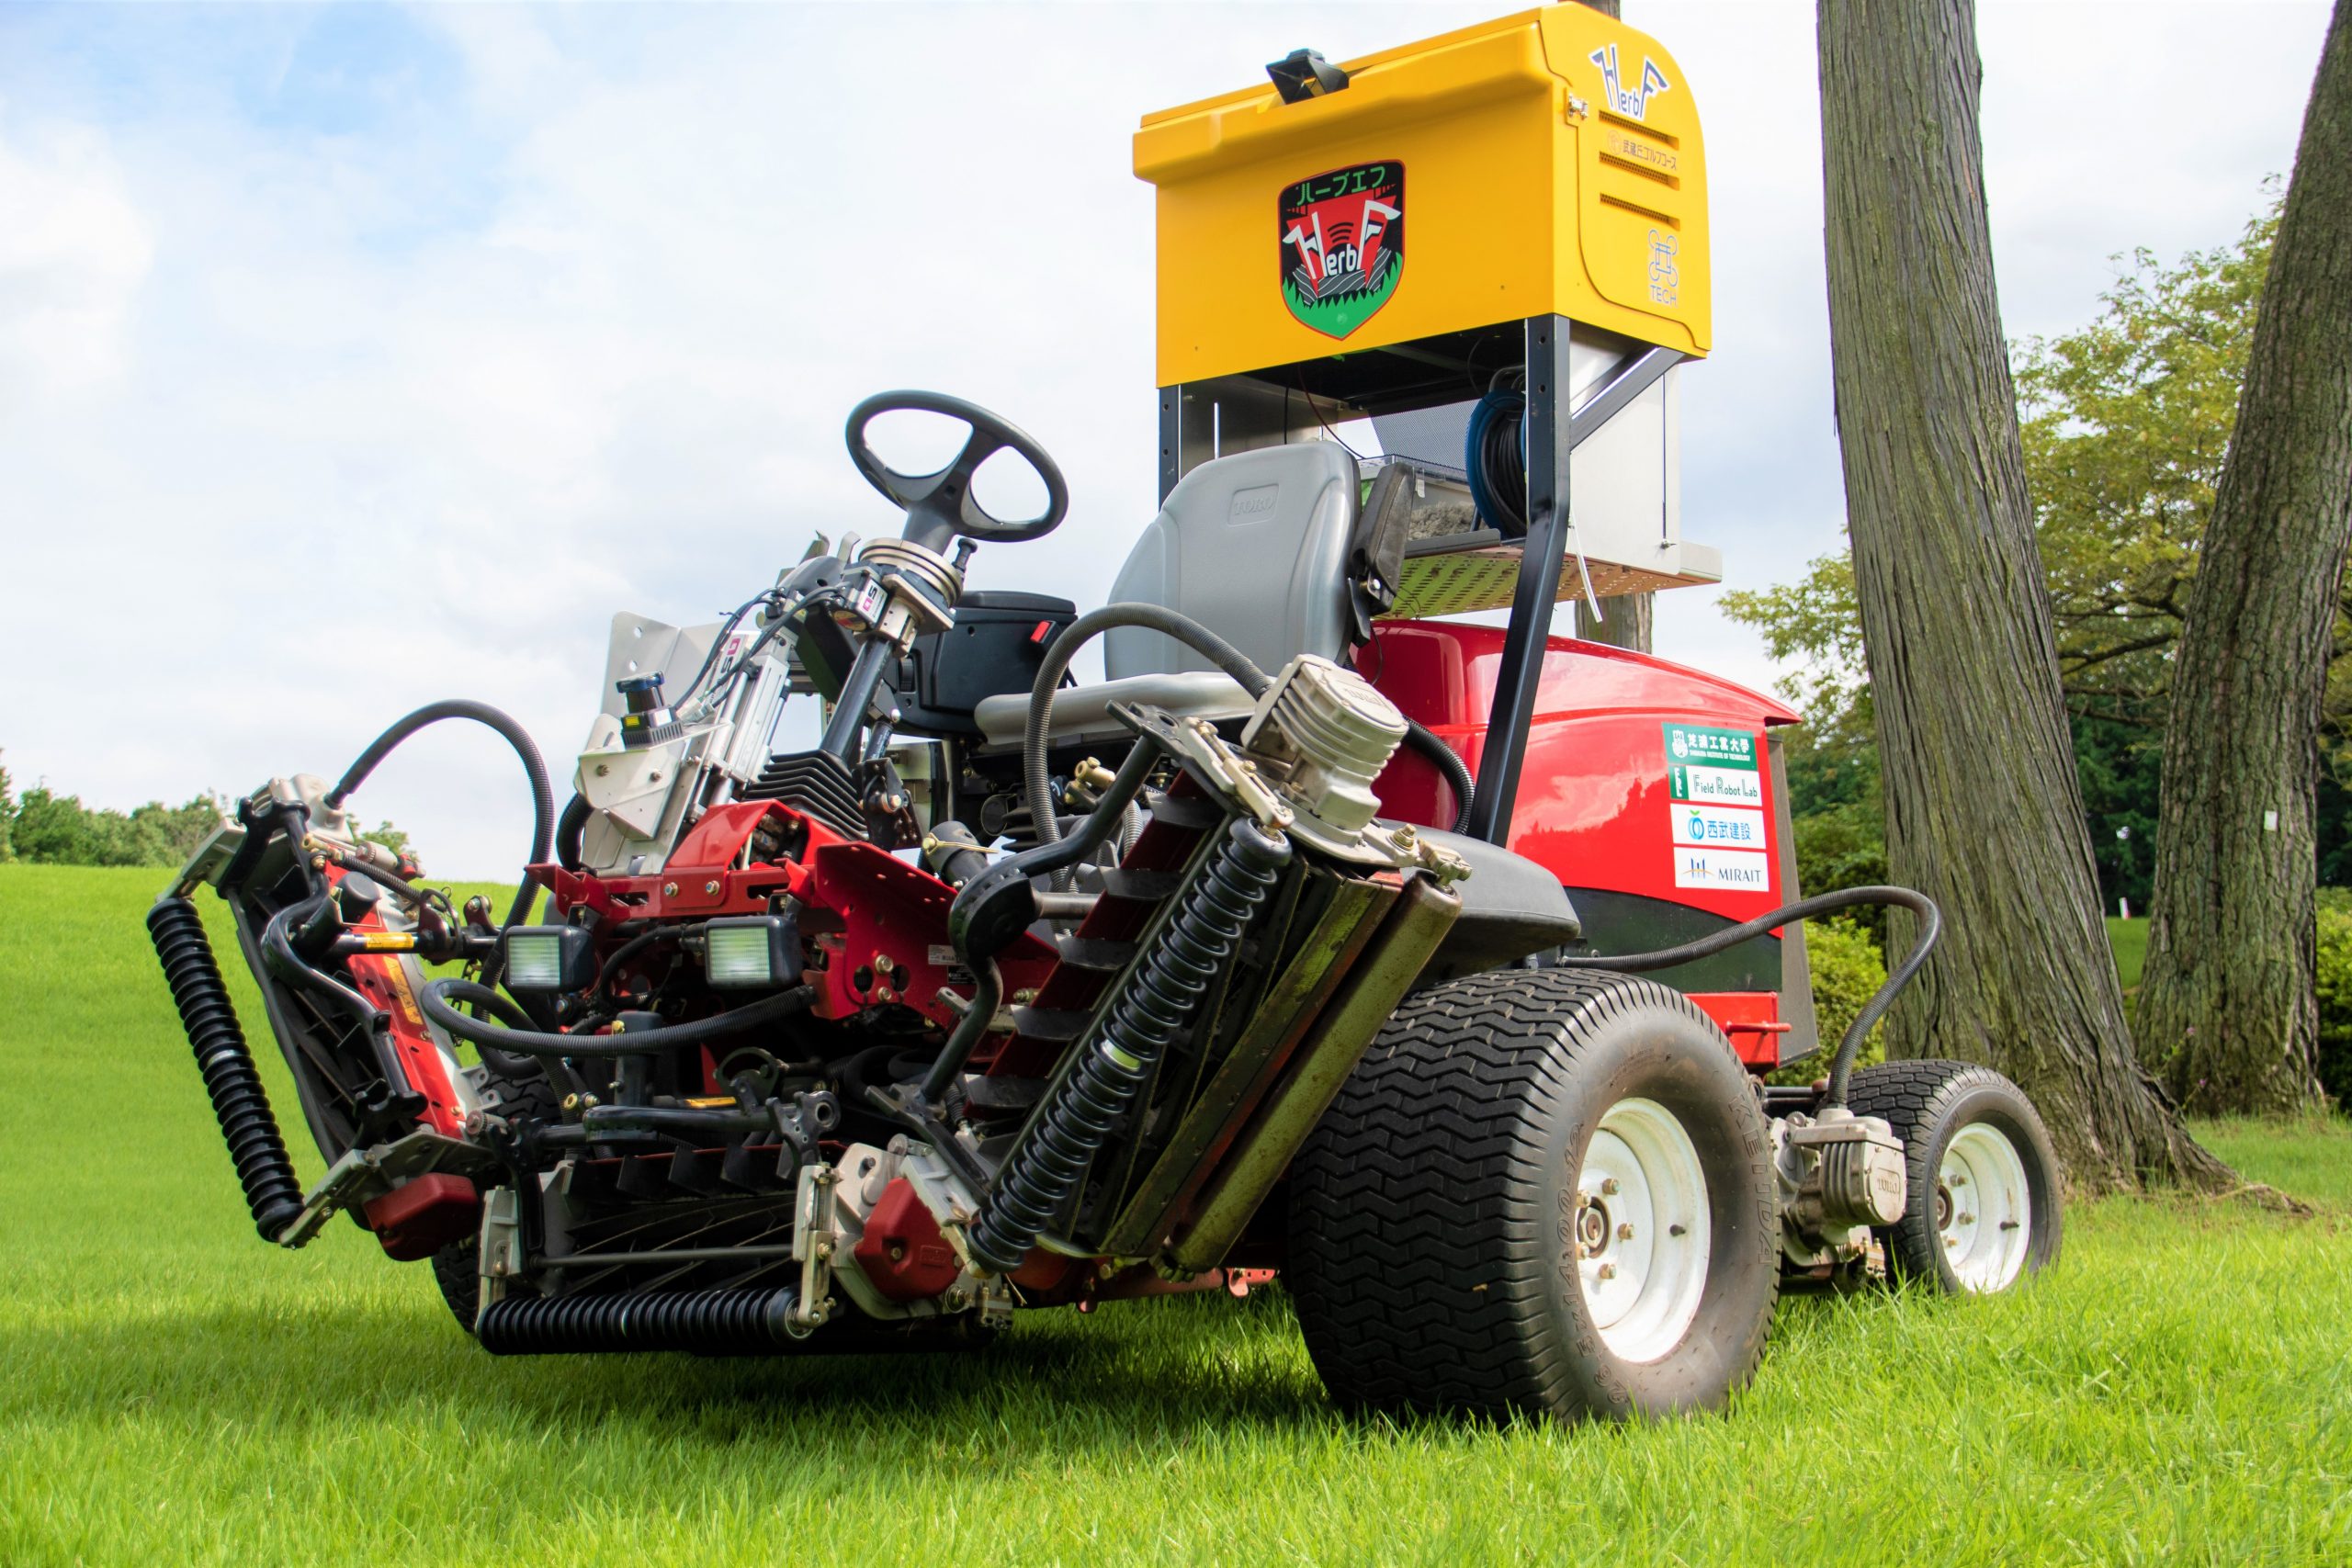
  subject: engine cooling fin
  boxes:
[739,750,865,840]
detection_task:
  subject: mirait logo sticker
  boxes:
[1280,163,1404,340]
[1589,43,1671,121]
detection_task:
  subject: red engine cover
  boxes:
[852,1178,963,1302]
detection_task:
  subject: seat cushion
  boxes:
[972,671,1255,750]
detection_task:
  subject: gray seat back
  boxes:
[1103,443,1360,681]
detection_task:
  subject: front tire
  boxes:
[1286,970,1781,1421]
[1844,1059,2062,1292]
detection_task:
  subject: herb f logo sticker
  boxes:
[1280,163,1405,340]
[1589,43,1671,120]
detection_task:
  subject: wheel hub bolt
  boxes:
[1601,1178,1621,1196]
[1598,1263,1618,1280]
[1617,1223,1634,1241]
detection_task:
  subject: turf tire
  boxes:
[431,1239,481,1333]
[1286,968,1781,1421]
[1843,1059,2062,1292]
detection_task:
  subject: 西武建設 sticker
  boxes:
[1663,724,1770,894]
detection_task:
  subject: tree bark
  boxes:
[1576,592,1653,650]
[1815,0,2228,1190]
[2140,0,2352,1116]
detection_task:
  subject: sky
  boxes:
[0,0,2331,875]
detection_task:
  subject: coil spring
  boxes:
[146,897,307,1242]
[967,816,1291,1274]
[477,1286,803,1356]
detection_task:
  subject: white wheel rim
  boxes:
[1575,1097,1711,1364]
[1938,1122,2031,1292]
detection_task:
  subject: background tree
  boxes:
[1725,206,2352,910]
[1815,0,2223,1189]
[2139,0,2352,1115]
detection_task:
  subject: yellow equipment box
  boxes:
[1135,5,1707,388]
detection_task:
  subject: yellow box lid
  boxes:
[1136,6,1707,387]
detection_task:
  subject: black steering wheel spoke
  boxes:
[845,389,1069,550]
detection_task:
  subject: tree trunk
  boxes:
[1576,592,1652,650]
[2140,0,2352,1117]
[1815,0,2228,1190]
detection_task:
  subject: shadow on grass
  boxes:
[3,1287,1344,1441]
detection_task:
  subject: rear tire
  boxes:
[1844,1059,2062,1292]
[1286,969,1781,1421]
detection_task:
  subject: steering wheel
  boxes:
[844,389,1070,551]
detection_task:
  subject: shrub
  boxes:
[2318,890,2352,1111]
[1770,917,1887,1086]
[8,786,225,868]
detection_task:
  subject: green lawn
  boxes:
[2109,915,2150,990]
[4,865,2349,1565]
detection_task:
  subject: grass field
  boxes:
[2109,916,2150,991]
[3,864,2348,1565]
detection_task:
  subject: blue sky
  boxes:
[1,1,2331,874]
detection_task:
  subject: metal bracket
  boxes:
[276,1128,490,1249]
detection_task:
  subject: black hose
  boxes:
[148,897,307,1242]
[420,976,816,1058]
[324,700,554,958]
[918,959,1002,1103]
[1023,604,1271,866]
[1401,717,1475,834]
[438,980,554,1080]
[1567,886,1941,1111]
[555,793,591,873]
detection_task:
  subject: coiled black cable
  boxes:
[967,816,1291,1274]
[147,897,306,1241]
[1464,385,1528,537]
[1566,885,1941,1111]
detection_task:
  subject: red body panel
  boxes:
[1367,621,1802,1067]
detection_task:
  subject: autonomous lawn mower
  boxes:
[147,5,2061,1420]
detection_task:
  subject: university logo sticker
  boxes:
[1279,163,1404,340]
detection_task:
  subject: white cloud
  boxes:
[0,116,152,401]
[0,2,2329,874]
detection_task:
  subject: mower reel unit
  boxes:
[146,6,2061,1421]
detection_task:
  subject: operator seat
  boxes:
[971,442,1362,748]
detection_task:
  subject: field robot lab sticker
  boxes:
[1664,723,1771,894]
[1279,163,1404,340]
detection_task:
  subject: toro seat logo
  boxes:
[1589,43,1671,121]
[1280,163,1404,340]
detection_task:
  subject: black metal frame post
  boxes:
[1466,329,1683,845]
[1464,316,1571,844]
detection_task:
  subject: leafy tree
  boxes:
[358,821,411,859]
[1726,201,2318,746]
[0,752,14,863]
